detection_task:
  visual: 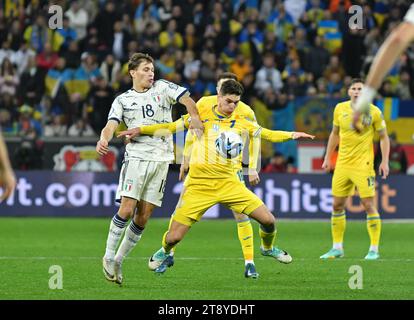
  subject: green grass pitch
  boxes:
[0,217,413,300]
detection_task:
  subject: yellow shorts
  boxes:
[172,176,264,226]
[332,167,376,198]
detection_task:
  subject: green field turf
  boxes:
[0,217,413,300]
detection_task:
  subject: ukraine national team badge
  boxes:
[362,114,372,126]
[213,124,220,132]
[124,179,134,192]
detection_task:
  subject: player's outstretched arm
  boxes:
[117,117,189,140]
[0,132,16,201]
[96,120,118,155]
[322,126,339,172]
[259,127,315,143]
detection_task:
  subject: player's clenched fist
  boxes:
[96,139,109,155]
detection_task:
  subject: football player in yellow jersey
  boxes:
[320,79,390,260]
[118,80,315,276]
[179,72,262,278]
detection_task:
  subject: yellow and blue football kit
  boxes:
[323,100,385,260]
[140,105,293,226]
[332,101,386,198]
[183,96,259,262]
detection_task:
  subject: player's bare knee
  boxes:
[166,231,183,245]
[333,202,345,212]
[260,213,275,229]
[233,211,249,222]
[361,200,376,213]
[117,208,133,220]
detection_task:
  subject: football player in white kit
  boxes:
[353,4,414,129]
[96,53,203,284]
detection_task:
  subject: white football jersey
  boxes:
[108,80,188,162]
[404,4,414,24]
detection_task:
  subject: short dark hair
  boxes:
[219,79,244,96]
[128,53,154,72]
[217,72,238,82]
[349,78,364,88]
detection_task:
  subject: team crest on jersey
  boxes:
[213,124,220,132]
[124,179,134,192]
[151,93,161,104]
[362,114,372,126]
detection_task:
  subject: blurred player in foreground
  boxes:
[353,4,414,130]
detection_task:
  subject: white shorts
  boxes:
[116,160,170,207]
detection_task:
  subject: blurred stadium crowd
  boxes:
[0,0,412,171]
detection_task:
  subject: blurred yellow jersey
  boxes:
[333,101,386,171]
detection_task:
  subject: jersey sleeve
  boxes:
[158,80,189,105]
[244,119,293,142]
[373,107,386,131]
[333,104,340,127]
[140,116,190,136]
[107,96,123,124]
[260,128,293,142]
[404,4,414,24]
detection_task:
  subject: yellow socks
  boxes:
[367,212,381,252]
[259,226,276,250]
[237,219,254,261]
[331,210,346,249]
[162,230,176,254]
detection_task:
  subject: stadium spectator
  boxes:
[13,131,44,170]
[43,114,68,137]
[262,152,288,173]
[100,54,121,88]
[36,42,59,71]
[56,16,78,53]
[111,20,131,62]
[230,52,253,82]
[23,15,52,53]
[19,56,44,106]
[68,118,96,137]
[254,52,283,97]
[65,0,89,41]
[159,19,183,50]
[134,7,161,35]
[12,41,36,76]
[87,76,115,134]
[396,70,413,99]
[0,58,19,96]
[375,132,408,174]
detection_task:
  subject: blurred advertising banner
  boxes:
[0,171,412,219]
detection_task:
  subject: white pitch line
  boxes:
[0,256,413,262]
